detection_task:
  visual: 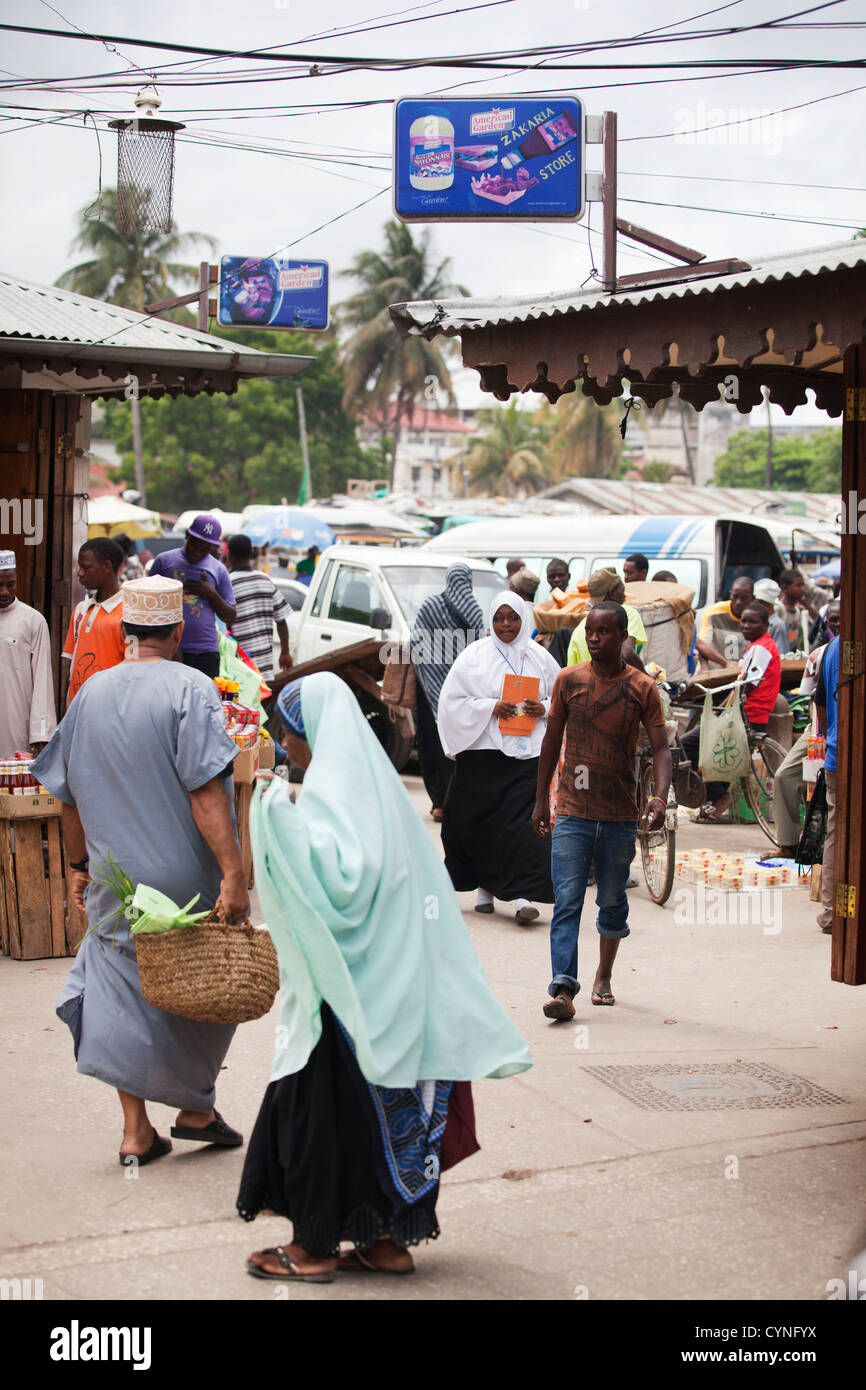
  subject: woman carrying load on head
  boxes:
[436,590,561,926]
[410,561,486,822]
[238,674,531,1282]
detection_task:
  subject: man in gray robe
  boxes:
[34,577,249,1167]
[0,550,57,757]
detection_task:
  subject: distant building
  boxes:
[630,394,833,485]
[358,406,476,496]
[623,395,744,484]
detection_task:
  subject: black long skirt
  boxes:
[441,749,554,902]
[415,682,455,810]
[237,1006,441,1258]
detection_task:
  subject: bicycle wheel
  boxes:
[639,762,677,906]
[741,737,787,846]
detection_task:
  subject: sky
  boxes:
[1,0,863,421]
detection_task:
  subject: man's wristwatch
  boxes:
[70,858,90,873]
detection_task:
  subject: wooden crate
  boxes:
[0,812,87,959]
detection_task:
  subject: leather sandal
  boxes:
[170,1109,243,1147]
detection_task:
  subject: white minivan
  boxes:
[423,513,792,607]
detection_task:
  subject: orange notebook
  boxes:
[498,673,541,735]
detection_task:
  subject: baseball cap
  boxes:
[754,578,780,603]
[187,513,222,544]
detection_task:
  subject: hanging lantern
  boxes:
[109,87,184,236]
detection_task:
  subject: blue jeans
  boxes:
[549,815,637,997]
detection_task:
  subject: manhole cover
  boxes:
[583,1062,846,1111]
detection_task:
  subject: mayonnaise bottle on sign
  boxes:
[409,114,455,191]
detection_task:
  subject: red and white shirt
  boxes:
[738,632,781,724]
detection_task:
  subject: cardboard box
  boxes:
[0,793,60,820]
[232,746,260,784]
[258,739,275,771]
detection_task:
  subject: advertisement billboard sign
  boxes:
[217,256,329,330]
[394,96,584,223]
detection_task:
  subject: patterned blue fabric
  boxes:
[276,677,306,738]
[335,1015,451,1205]
[368,1081,452,1206]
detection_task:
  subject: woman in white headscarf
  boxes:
[437,591,560,924]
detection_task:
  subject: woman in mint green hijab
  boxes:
[239,672,531,1281]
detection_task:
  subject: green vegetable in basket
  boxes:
[73,849,135,951]
[128,884,207,935]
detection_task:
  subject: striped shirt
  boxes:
[228,569,290,679]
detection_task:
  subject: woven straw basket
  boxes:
[135,906,279,1025]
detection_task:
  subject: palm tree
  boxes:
[544,391,624,480]
[56,188,213,319]
[336,220,468,489]
[56,189,215,500]
[460,401,551,498]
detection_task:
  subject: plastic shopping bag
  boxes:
[698,691,751,783]
[795,768,828,866]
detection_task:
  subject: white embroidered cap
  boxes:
[0,550,16,570]
[122,576,184,625]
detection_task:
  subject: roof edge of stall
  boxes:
[389,238,866,340]
[0,271,314,393]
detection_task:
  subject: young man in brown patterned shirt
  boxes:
[532,602,671,1019]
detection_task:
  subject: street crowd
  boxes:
[0,517,842,1282]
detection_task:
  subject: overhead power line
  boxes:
[2,15,865,74]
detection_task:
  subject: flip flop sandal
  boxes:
[171,1109,243,1147]
[118,1130,172,1167]
[337,1249,415,1276]
[246,1248,334,1283]
[591,990,615,1006]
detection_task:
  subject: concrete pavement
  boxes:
[1,773,864,1302]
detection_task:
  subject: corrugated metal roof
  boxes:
[0,272,242,353]
[537,478,840,523]
[0,270,317,382]
[391,239,866,338]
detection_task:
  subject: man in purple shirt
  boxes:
[149,515,236,679]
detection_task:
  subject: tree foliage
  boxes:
[101,327,380,513]
[55,188,213,320]
[336,220,468,483]
[543,392,625,480]
[713,427,842,492]
[460,401,552,497]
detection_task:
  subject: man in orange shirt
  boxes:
[62,538,126,707]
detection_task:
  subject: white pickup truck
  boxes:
[289,545,502,767]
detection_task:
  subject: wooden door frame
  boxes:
[832,344,866,983]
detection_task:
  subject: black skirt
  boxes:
[237,1006,441,1258]
[441,749,554,902]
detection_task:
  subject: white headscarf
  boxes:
[436,589,560,760]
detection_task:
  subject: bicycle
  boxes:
[672,680,788,847]
[636,740,680,905]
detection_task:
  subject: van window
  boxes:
[310,560,334,616]
[382,565,502,627]
[490,555,587,600]
[717,520,783,597]
[328,566,386,626]
[590,556,706,607]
